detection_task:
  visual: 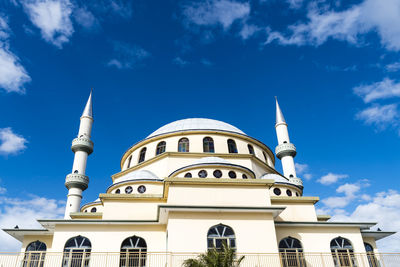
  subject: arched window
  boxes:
[263,152,268,162]
[120,236,147,267]
[248,144,255,155]
[184,172,192,178]
[62,236,91,267]
[178,138,190,152]
[138,148,146,163]
[156,141,166,155]
[127,155,132,169]
[227,139,238,153]
[203,137,215,153]
[207,224,236,251]
[279,237,305,267]
[365,243,378,267]
[23,240,46,267]
[330,237,357,267]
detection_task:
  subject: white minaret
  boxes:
[64,91,94,219]
[274,98,303,187]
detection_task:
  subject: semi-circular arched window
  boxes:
[62,236,91,267]
[120,236,147,267]
[178,138,190,152]
[330,237,356,267]
[365,243,378,267]
[279,237,305,267]
[138,148,146,163]
[156,141,166,155]
[203,137,215,153]
[227,139,238,153]
[207,224,236,251]
[248,144,255,155]
[23,240,47,267]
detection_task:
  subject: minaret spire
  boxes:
[275,97,286,125]
[64,91,94,219]
[274,98,303,187]
[82,89,93,118]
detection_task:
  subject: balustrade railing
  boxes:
[0,252,398,267]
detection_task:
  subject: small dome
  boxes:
[194,157,231,164]
[114,170,159,184]
[147,118,246,138]
[260,173,289,183]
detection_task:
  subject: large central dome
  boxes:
[147,118,246,138]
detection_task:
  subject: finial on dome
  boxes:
[275,97,286,125]
[82,89,93,118]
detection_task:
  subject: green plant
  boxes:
[182,244,245,267]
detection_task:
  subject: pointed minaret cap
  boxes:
[82,89,93,118]
[275,97,286,125]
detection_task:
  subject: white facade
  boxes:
[3,94,395,267]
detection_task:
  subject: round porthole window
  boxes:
[125,186,133,194]
[115,189,120,194]
[228,171,236,179]
[242,174,248,179]
[273,188,281,196]
[213,170,222,178]
[137,185,146,194]
[286,189,292,196]
[90,207,97,213]
[198,170,207,178]
[184,172,192,178]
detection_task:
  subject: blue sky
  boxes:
[1,0,400,251]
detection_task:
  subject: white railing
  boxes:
[0,252,398,267]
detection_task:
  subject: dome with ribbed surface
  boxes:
[147,118,246,138]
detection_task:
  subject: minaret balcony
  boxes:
[275,143,297,159]
[71,137,94,154]
[65,173,89,190]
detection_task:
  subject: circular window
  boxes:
[286,189,292,196]
[115,189,120,194]
[125,186,133,194]
[228,171,236,179]
[289,174,294,177]
[198,170,207,178]
[137,185,146,194]
[273,188,281,196]
[213,170,222,178]
[184,172,192,178]
[84,210,87,213]
[242,174,248,179]
[90,207,97,213]
[295,192,299,197]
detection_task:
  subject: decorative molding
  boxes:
[65,173,89,190]
[275,143,296,159]
[71,137,94,154]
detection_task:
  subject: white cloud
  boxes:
[182,0,250,30]
[336,183,361,197]
[0,186,6,194]
[201,58,213,66]
[172,57,189,66]
[22,0,74,48]
[0,15,31,93]
[330,190,400,252]
[386,62,400,72]
[353,78,400,103]
[266,0,400,51]
[322,183,361,208]
[295,162,312,180]
[0,47,31,93]
[0,193,64,251]
[107,42,150,69]
[239,23,260,40]
[286,0,303,9]
[318,172,348,185]
[73,7,99,31]
[355,104,399,130]
[0,128,27,156]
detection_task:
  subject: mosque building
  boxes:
[2,92,396,267]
